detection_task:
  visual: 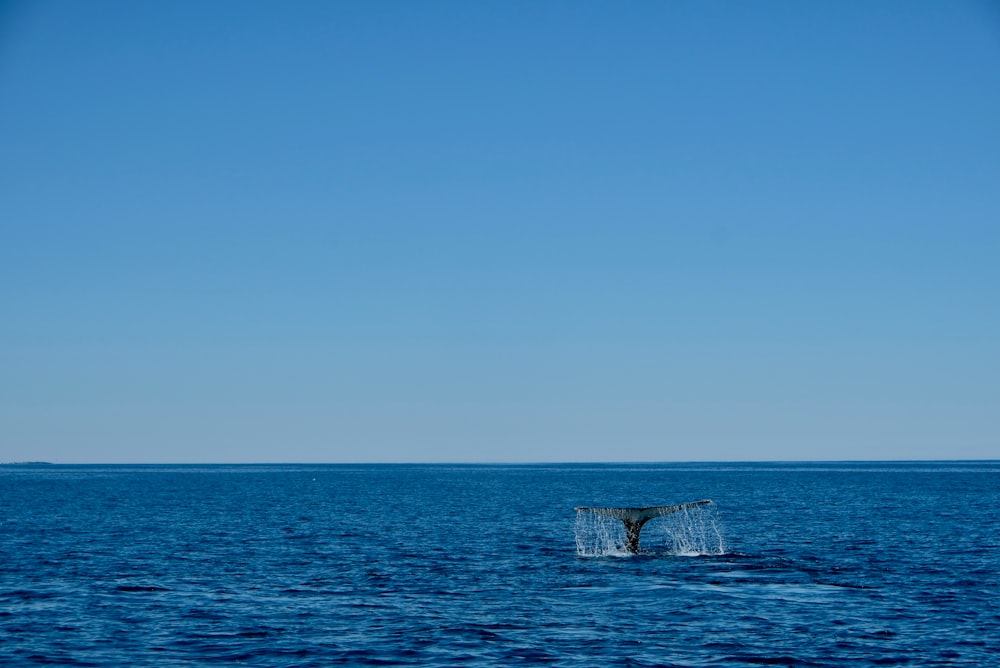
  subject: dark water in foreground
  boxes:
[1,462,998,666]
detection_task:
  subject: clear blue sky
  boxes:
[2,1,998,463]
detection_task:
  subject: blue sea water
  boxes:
[1,462,997,666]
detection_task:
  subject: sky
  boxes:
[1,1,998,463]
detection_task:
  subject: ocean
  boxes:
[1,462,997,666]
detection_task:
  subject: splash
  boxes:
[575,505,725,557]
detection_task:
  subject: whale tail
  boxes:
[574,500,713,553]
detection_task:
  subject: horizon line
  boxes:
[3,458,997,466]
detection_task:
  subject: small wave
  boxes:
[114,585,169,593]
[725,654,826,666]
[3,589,61,601]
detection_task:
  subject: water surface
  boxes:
[2,462,997,666]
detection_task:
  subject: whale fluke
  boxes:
[574,500,713,553]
